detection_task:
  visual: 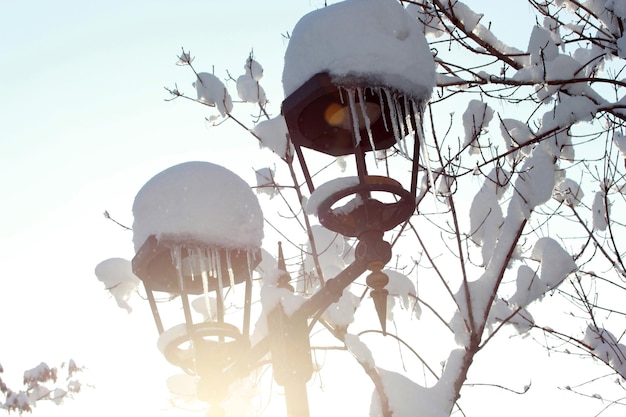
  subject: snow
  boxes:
[513,52,597,102]
[543,96,597,133]
[573,43,606,77]
[282,0,436,101]
[509,265,546,308]
[462,100,494,153]
[344,333,375,369]
[255,167,278,199]
[406,2,446,38]
[306,176,361,216]
[251,271,308,344]
[252,115,292,159]
[23,363,55,386]
[592,191,609,231]
[370,369,449,417]
[613,131,626,156]
[487,298,534,334]
[510,146,557,217]
[323,289,360,330]
[449,277,496,346]
[583,325,626,377]
[469,168,509,265]
[499,118,534,159]
[530,237,576,288]
[608,0,626,19]
[94,258,141,313]
[440,0,483,32]
[132,161,264,252]
[618,35,626,58]
[302,225,349,286]
[383,269,417,311]
[156,324,192,357]
[236,57,267,105]
[191,294,217,322]
[528,26,559,66]
[193,73,233,117]
[553,177,584,206]
[3,391,30,413]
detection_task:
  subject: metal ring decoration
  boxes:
[317,175,415,237]
[158,321,243,375]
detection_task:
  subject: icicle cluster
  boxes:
[336,85,422,155]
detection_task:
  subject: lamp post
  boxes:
[131,161,264,415]
[274,0,435,412]
[130,1,436,416]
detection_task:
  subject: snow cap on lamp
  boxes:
[132,161,264,252]
[282,0,436,101]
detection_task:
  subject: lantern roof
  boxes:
[132,161,264,252]
[282,0,436,101]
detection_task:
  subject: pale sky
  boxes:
[0,1,316,415]
[1,1,606,417]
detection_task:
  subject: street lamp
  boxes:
[129,1,436,416]
[281,5,435,332]
[130,161,263,412]
[277,0,435,412]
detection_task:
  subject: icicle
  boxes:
[417,114,437,200]
[384,88,402,147]
[377,87,390,133]
[396,96,408,142]
[246,249,254,280]
[198,246,212,322]
[226,251,236,291]
[357,87,378,167]
[171,245,185,291]
[211,248,224,322]
[337,86,346,105]
[347,88,363,146]
[246,250,255,293]
[401,98,413,156]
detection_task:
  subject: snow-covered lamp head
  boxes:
[131,161,263,406]
[281,0,435,238]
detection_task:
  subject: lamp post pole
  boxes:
[218,229,392,417]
